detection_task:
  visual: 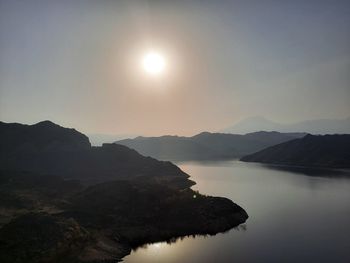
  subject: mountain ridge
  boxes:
[241,134,350,168]
[116,131,306,161]
[0,120,193,189]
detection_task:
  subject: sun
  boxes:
[142,52,166,75]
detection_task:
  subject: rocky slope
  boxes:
[0,170,247,263]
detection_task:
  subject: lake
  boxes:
[123,161,350,263]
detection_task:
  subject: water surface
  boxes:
[124,161,350,263]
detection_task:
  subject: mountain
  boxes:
[0,120,248,262]
[0,120,91,154]
[241,134,350,168]
[0,121,192,188]
[222,116,350,134]
[116,131,305,161]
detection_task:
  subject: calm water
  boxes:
[124,161,350,263]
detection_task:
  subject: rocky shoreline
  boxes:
[0,172,248,263]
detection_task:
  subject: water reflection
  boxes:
[124,161,350,263]
[134,224,247,253]
[260,163,350,177]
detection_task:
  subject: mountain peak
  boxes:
[0,120,91,153]
[33,120,60,128]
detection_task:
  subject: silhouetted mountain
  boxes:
[223,116,350,134]
[0,121,248,262]
[0,121,193,188]
[241,134,350,168]
[0,120,91,154]
[116,131,305,161]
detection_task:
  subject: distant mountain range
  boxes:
[116,131,306,161]
[222,116,350,134]
[241,134,350,168]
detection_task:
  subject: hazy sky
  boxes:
[1,0,349,136]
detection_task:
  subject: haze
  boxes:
[0,0,349,136]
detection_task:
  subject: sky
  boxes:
[0,0,349,136]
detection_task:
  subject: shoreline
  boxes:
[0,173,248,263]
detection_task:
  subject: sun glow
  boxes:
[142,52,166,75]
